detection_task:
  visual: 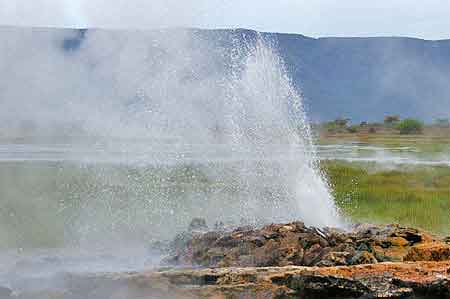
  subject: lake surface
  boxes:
[0,139,448,294]
[317,142,450,166]
[0,140,448,166]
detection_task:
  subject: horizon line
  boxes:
[0,24,448,42]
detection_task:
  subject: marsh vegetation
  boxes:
[323,160,450,235]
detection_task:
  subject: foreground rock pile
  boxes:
[166,220,450,268]
[7,261,450,298]
[141,261,450,298]
[5,221,450,298]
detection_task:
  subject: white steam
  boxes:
[0,27,340,245]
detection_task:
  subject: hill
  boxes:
[1,26,449,132]
[198,28,450,122]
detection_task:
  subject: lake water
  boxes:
[0,139,448,295]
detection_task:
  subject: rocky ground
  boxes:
[4,221,450,298]
[166,220,449,268]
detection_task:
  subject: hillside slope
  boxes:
[1,26,449,129]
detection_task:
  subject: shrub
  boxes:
[396,118,424,135]
[334,118,350,127]
[347,125,359,133]
[384,115,400,126]
[435,118,450,128]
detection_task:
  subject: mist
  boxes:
[0,28,212,139]
[1,1,448,299]
[0,24,342,298]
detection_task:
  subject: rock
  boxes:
[107,261,450,299]
[405,243,450,262]
[167,221,443,268]
[251,239,282,267]
[372,244,409,262]
[299,233,322,249]
[9,220,450,299]
[350,224,440,263]
[387,236,410,247]
[14,290,67,299]
[302,243,324,266]
[316,251,351,267]
[11,261,450,299]
[350,251,378,265]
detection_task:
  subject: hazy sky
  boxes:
[1,0,449,40]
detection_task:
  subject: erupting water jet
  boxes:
[0,27,341,296]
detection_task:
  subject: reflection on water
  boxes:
[318,143,450,166]
[0,247,159,293]
[0,140,448,166]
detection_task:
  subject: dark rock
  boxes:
[350,251,378,265]
[167,221,444,268]
[135,261,450,298]
[316,251,352,267]
[302,244,323,266]
[10,221,450,299]
[299,234,322,249]
[404,243,450,262]
[291,275,370,298]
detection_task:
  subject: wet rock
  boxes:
[127,261,450,298]
[372,244,409,262]
[10,221,450,299]
[13,290,67,299]
[167,221,445,268]
[302,244,324,266]
[405,243,450,262]
[252,239,282,267]
[12,262,450,298]
[316,251,352,267]
[387,236,410,247]
[351,224,440,263]
[350,251,378,265]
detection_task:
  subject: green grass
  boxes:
[322,161,450,235]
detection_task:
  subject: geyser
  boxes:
[1,27,339,245]
[0,28,340,292]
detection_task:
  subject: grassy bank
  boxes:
[322,160,450,235]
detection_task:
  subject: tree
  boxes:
[334,118,350,127]
[347,125,359,133]
[396,118,424,135]
[324,118,350,133]
[384,115,400,126]
[435,118,450,128]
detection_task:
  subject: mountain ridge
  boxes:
[1,26,449,123]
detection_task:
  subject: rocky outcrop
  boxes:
[149,262,450,298]
[11,262,450,299]
[7,221,450,298]
[405,243,450,262]
[165,221,444,268]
